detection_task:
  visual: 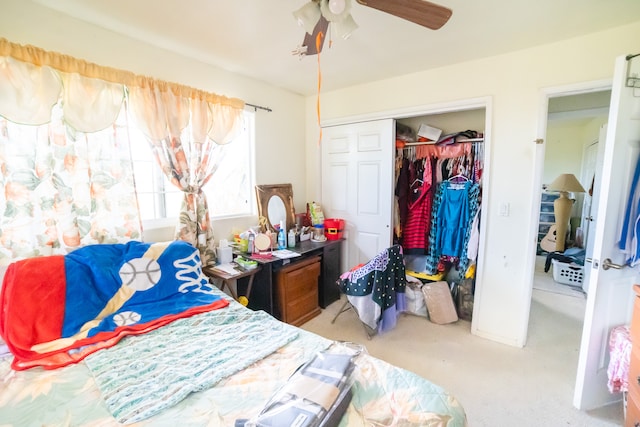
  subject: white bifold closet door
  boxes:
[321,119,395,271]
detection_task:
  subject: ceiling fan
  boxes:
[293,0,452,56]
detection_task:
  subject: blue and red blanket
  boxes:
[0,240,229,370]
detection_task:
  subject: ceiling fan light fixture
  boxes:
[293,2,322,35]
[328,0,346,14]
[333,14,358,40]
[319,0,352,22]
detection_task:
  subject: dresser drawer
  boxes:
[630,345,640,397]
[632,295,640,338]
[285,291,321,326]
[284,262,321,300]
[275,256,321,326]
[627,386,640,427]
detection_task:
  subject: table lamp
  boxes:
[547,173,586,252]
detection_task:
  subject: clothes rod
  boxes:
[246,103,272,112]
[402,138,484,147]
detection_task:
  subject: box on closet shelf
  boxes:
[417,124,442,142]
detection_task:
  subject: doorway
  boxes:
[534,89,611,297]
[531,85,612,408]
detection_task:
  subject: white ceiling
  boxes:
[34,0,640,96]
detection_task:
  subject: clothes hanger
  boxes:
[448,173,469,183]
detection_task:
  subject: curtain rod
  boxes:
[626,53,640,61]
[246,103,272,112]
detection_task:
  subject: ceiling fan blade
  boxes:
[302,15,329,55]
[356,0,452,30]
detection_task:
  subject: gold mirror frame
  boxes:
[255,184,295,232]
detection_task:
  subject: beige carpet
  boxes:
[300,277,623,426]
[534,254,586,298]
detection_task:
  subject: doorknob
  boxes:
[602,258,628,270]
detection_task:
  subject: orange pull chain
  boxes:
[316,30,324,146]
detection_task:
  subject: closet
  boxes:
[394,110,485,313]
[321,105,487,324]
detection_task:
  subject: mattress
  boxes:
[0,291,467,426]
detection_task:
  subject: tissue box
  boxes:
[417,124,442,142]
[300,226,312,241]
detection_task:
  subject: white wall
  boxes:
[304,22,640,346]
[544,116,608,228]
[0,0,308,245]
[3,0,640,348]
[544,120,592,186]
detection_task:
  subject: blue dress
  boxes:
[436,180,471,258]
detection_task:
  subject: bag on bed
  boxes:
[237,344,360,427]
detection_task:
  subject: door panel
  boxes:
[581,134,604,294]
[357,162,382,215]
[579,140,598,254]
[327,163,348,211]
[321,119,394,270]
[574,55,640,410]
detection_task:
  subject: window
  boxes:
[130,110,255,224]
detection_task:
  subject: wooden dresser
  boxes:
[627,284,640,426]
[242,239,343,319]
[274,255,322,326]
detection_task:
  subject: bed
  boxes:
[0,240,467,426]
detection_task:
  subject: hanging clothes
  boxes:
[398,133,483,275]
[437,179,472,257]
[619,153,640,266]
[402,158,433,255]
[424,179,481,275]
[394,157,410,241]
[457,183,481,277]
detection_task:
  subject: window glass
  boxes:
[205,111,255,218]
[130,110,255,222]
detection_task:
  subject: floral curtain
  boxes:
[0,58,141,264]
[128,84,244,266]
[0,38,245,266]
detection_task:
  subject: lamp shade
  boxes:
[333,13,358,39]
[293,2,322,34]
[547,174,586,193]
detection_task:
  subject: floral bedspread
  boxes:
[0,293,467,427]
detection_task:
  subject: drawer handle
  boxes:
[637,375,640,386]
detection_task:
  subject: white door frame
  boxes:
[528,78,612,398]
[320,96,492,337]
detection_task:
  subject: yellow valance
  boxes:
[0,38,245,139]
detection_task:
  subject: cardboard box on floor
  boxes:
[422,281,458,324]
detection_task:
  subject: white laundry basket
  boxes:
[552,259,584,286]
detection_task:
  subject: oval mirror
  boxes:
[255,184,295,232]
[267,195,286,229]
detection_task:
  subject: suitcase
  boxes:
[237,348,357,427]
